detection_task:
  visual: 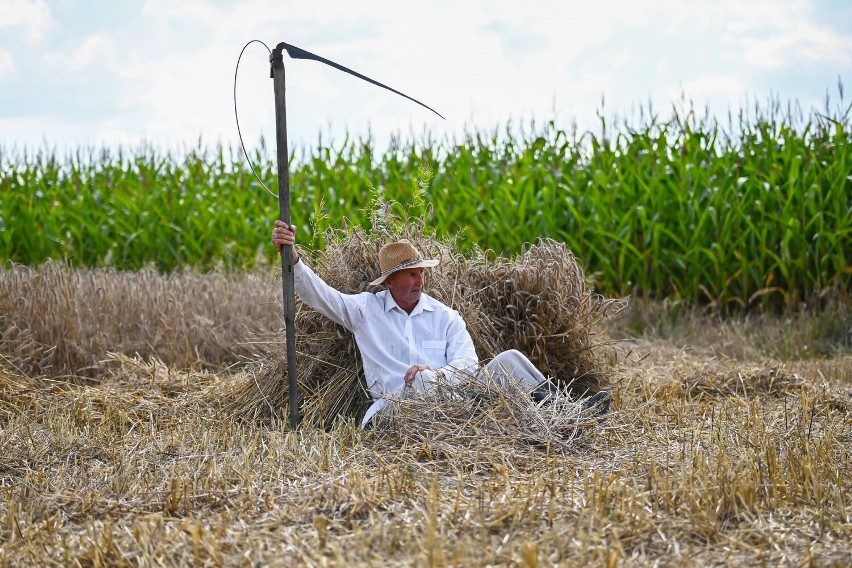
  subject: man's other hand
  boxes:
[271,220,300,263]
[404,364,433,388]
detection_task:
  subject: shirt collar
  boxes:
[383,291,434,315]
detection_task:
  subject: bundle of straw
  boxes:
[371,374,598,456]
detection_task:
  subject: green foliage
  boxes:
[1,94,850,309]
[364,163,435,237]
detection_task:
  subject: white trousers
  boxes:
[476,349,547,392]
[362,349,548,427]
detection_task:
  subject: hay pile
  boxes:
[220,221,626,426]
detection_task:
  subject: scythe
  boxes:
[269,42,443,429]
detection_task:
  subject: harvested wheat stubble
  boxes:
[1,309,850,566]
[220,224,626,426]
[680,360,807,398]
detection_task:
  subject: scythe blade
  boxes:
[278,42,445,120]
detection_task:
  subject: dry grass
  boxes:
[1,325,849,566]
[0,261,281,379]
[1,257,850,566]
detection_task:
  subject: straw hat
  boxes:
[369,240,439,285]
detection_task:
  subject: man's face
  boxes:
[385,267,425,312]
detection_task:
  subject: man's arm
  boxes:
[442,313,479,375]
[270,220,363,331]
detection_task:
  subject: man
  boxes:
[271,220,609,427]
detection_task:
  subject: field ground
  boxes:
[1,298,849,567]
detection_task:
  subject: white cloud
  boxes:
[0,0,51,41]
[94,1,852,151]
[741,23,852,69]
[668,74,748,111]
[0,48,14,79]
[70,33,111,71]
[40,32,119,81]
[1,0,848,152]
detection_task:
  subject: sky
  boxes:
[1,0,850,157]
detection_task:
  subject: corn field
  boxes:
[1,96,850,308]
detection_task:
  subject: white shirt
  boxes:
[293,260,479,425]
